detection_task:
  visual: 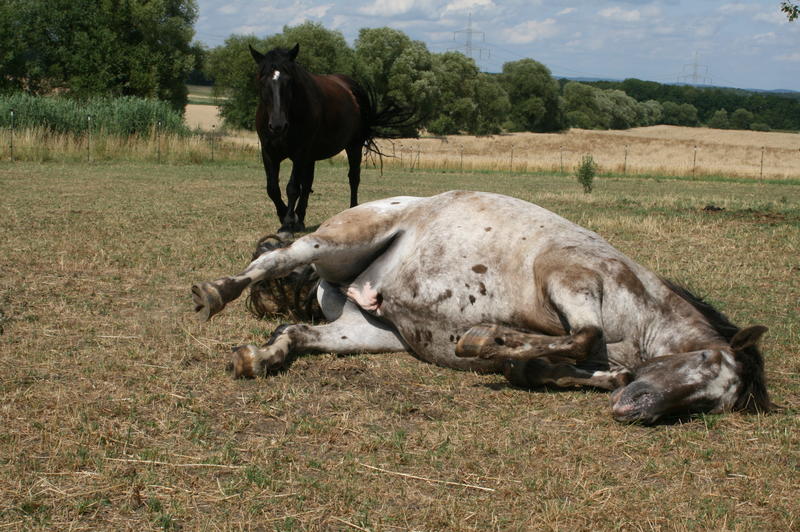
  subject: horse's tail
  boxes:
[352,82,418,158]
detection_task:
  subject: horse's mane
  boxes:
[662,279,771,413]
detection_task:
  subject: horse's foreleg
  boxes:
[231,288,407,378]
[282,160,312,235]
[262,152,287,220]
[294,163,315,228]
[345,144,362,208]
[504,358,633,391]
[455,324,603,362]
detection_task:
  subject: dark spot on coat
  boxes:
[469,295,476,304]
[341,336,348,340]
[314,244,320,248]
[391,201,400,204]
[472,264,488,274]
[449,335,455,342]
[478,282,487,295]
[484,227,492,232]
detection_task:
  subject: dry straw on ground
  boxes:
[0,157,798,529]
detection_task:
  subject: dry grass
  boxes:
[0,127,257,164]
[185,101,800,180]
[0,160,798,530]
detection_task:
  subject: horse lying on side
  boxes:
[192,191,771,424]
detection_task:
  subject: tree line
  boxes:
[204,22,800,135]
[1,2,797,135]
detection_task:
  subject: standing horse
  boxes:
[250,44,410,236]
[192,191,771,424]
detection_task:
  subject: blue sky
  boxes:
[194,1,799,91]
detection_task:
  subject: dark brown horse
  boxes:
[250,44,411,236]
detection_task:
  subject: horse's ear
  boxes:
[289,43,299,61]
[730,325,768,351]
[249,45,264,64]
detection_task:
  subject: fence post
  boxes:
[460,145,464,174]
[157,121,162,164]
[623,144,629,175]
[9,108,14,162]
[560,145,564,174]
[210,124,215,162]
[509,145,514,173]
[87,115,92,162]
[692,145,697,177]
[760,146,765,182]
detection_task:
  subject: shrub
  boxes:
[0,93,188,136]
[575,154,598,193]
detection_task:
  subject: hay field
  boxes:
[184,105,800,179]
[1,160,799,530]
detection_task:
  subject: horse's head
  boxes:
[610,325,770,424]
[250,43,300,136]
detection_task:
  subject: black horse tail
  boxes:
[350,82,418,158]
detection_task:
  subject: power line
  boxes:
[677,51,712,85]
[450,13,490,67]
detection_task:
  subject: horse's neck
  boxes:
[643,309,727,360]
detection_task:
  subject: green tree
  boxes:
[0,0,197,110]
[782,1,799,20]
[428,52,509,135]
[707,109,730,129]
[206,34,265,129]
[501,59,565,132]
[354,28,436,132]
[264,22,354,76]
[662,101,698,126]
[730,108,755,130]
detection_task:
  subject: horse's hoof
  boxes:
[231,345,257,378]
[455,324,501,358]
[192,282,226,322]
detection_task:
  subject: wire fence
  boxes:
[3,108,799,180]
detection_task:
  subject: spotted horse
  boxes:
[192,191,771,423]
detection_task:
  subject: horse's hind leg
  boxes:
[192,210,404,322]
[294,162,315,229]
[345,142,362,208]
[457,269,607,362]
[231,282,407,378]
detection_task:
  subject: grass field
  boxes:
[1,160,799,530]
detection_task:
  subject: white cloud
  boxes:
[358,0,420,16]
[754,11,788,25]
[599,6,641,22]
[776,52,800,62]
[444,0,495,14]
[718,3,756,14]
[506,18,558,44]
[753,31,776,43]
[218,5,239,15]
[557,8,575,16]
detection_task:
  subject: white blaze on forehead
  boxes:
[272,70,281,81]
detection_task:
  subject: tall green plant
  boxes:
[575,155,598,193]
[0,93,187,136]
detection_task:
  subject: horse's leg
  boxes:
[345,142,362,208]
[231,281,407,378]
[294,162,315,229]
[192,217,402,322]
[282,159,311,235]
[261,149,287,221]
[503,358,633,390]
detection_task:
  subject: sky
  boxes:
[194,1,799,91]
